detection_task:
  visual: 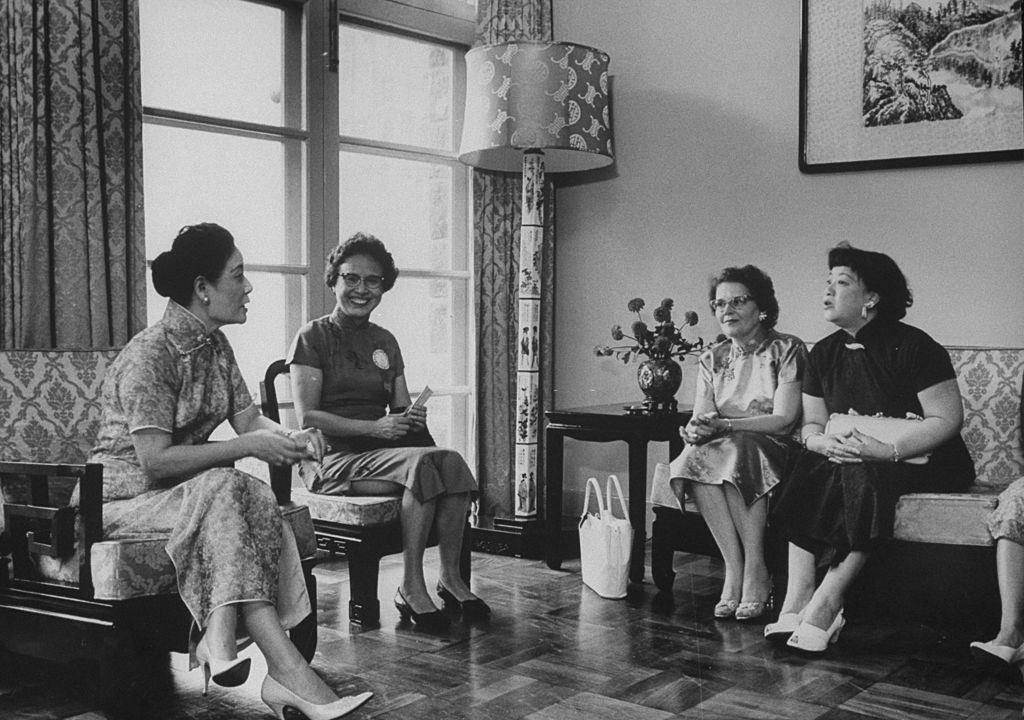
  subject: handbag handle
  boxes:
[580,476,607,521]
[604,474,631,526]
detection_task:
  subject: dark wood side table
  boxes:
[544,403,691,583]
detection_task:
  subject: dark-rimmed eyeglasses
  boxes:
[339,272,384,290]
[709,295,752,311]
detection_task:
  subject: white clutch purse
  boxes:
[824,413,931,464]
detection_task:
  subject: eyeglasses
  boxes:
[339,272,384,290]
[709,295,752,311]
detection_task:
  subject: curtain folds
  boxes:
[473,0,555,521]
[0,0,146,349]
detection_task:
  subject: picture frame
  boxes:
[799,0,1024,173]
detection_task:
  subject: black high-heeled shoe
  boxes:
[436,582,491,620]
[394,588,450,632]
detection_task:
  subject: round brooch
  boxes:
[372,349,390,370]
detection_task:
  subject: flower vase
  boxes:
[636,356,682,413]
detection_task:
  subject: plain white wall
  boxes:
[549,0,1024,528]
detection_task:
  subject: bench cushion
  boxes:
[291,488,400,526]
[33,503,317,601]
[892,488,1000,546]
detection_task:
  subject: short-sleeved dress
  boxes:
[669,330,807,506]
[88,300,309,643]
[286,308,476,500]
[770,318,975,567]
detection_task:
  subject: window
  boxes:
[140,0,476,462]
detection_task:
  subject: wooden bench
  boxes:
[649,345,1024,630]
[260,360,471,629]
[0,349,319,706]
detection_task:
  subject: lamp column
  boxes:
[513,150,544,519]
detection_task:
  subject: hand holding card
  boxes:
[404,386,433,416]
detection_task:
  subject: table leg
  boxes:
[627,437,648,584]
[544,428,565,570]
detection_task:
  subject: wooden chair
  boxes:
[260,359,471,629]
[0,349,317,710]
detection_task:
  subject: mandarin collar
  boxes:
[329,306,370,332]
[729,327,772,359]
[843,317,896,349]
[162,300,223,355]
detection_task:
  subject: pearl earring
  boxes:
[202,296,210,305]
[758,312,767,321]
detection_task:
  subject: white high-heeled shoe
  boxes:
[786,609,845,653]
[970,640,1024,666]
[261,674,373,720]
[764,611,803,642]
[195,635,251,695]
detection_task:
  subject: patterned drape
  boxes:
[473,0,555,521]
[0,0,146,349]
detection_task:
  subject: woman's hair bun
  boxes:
[150,250,182,298]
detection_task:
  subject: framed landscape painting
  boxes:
[800,0,1023,173]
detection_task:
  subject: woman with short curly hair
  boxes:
[287,232,487,633]
[670,264,807,622]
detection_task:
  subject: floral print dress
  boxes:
[88,301,309,641]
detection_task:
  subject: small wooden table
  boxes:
[544,403,692,583]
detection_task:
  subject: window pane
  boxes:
[339,152,455,271]
[140,0,292,127]
[339,25,454,151]
[372,277,465,389]
[143,124,305,265]
[146,272,304,394]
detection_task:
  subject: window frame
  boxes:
[325,3,476,464]
[140,0,477,465]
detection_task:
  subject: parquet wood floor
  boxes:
[2,547,1022,719]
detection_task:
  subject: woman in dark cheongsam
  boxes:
[90,224,371,718]
[766,244,973,653]
[287,232,487,633]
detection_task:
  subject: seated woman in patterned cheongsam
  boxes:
[89,223,371,719]
[670,265,806,622]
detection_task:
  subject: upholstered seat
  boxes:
[88,504,316,601]
[892,487,1001,546]
[290,488,400,527]
[1,348,320,667]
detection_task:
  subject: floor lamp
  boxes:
[458,41,614,537]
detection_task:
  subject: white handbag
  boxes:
[824,413,930,464]
[578,474,633,599]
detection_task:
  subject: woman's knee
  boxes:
[214,469,278,507]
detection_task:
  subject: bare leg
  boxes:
[690,482,744,602]
[723,488,770,602]
[435,491,474,600]
[801,550,868,630]
[240,602,338,704]
[399,488,439,613]
[991,538,1024,647]
[777,543,817,616]
[349,478,438,614]
[204,605,239,659]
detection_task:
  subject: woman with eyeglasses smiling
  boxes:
[766,244,973,654]
[669,265,807,622]
[286,233,486,633]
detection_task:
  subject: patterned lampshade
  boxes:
[458,41,614,173]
